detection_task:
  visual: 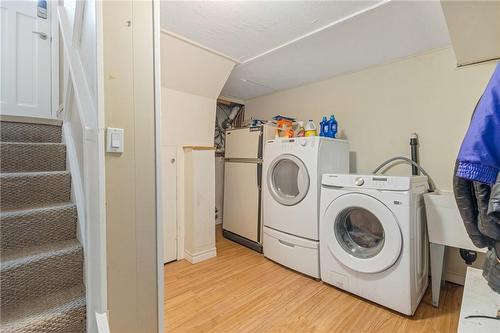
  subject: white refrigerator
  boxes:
[223,125,274,252]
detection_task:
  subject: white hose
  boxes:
[372,156,436,192]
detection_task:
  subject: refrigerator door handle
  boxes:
[257,163,263,189]
[257,128,263,159]
[257,163,263,243]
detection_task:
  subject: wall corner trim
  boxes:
[184,248,217,264]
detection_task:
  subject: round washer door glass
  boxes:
[268,154,309,206]
[323,193,402,273]
[335,207,385,259]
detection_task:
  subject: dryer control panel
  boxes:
[266,137,315,149]
[322,174,427,191]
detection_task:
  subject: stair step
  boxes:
[1,142,66,172]
[0,284,86,333]
[0,171,71,211]
[1,121,62,143]
[1,203,77,251]
[1,239,83,309]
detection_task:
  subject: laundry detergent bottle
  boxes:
[328,115,338,138]
[320,116,328,137]
[305,120,317,137]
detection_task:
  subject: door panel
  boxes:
[225,128,261,159]
[1,1,51,117]
[163,146,177,263]
[17,12,37,106]
[223,162,259,242]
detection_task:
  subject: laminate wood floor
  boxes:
[165,226,463,333]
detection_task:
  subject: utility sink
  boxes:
[424,190,485,252]
[423,190,486,308]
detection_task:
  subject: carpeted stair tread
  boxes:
[0,171,71,211]
[1,239,83,308]
[0,284,86,333]
[1,238,82,270]
[1,203,77,251]
[1,142,66,172]
[0,118,86,331]
[0,121,62,143]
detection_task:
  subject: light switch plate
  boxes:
[106,128,124,153]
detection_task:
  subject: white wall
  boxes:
[245,47,497,283]
[103,1,158,331]
[161,88,218,259]
[79,0,97,102]
[160,32,235,259]
[61,0,97,110]
[183,148,216,263]
[162,88,216,146]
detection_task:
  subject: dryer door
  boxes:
[323,193,402,273]
[267,154,310,206]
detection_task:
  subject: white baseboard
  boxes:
[184,248,216,264]
[95,312,110,333]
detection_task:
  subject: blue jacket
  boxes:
[456,63,500,184]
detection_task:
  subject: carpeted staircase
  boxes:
[0,117,86,332]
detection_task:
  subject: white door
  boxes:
[1,1,51,118]
[223,161,260,242]
[163,146,177,263]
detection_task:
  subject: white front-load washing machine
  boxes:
[262,137,349,278]
[320,174,429,315]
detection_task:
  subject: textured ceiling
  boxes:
[161,0,451,100]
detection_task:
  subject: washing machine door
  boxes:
[267,154,310,206]
[324,193,402,273]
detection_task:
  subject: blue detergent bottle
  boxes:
[320,116,328,137]
[328,115,337,138]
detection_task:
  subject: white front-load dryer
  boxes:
[262,137,349,278]
[320,174,429,315]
